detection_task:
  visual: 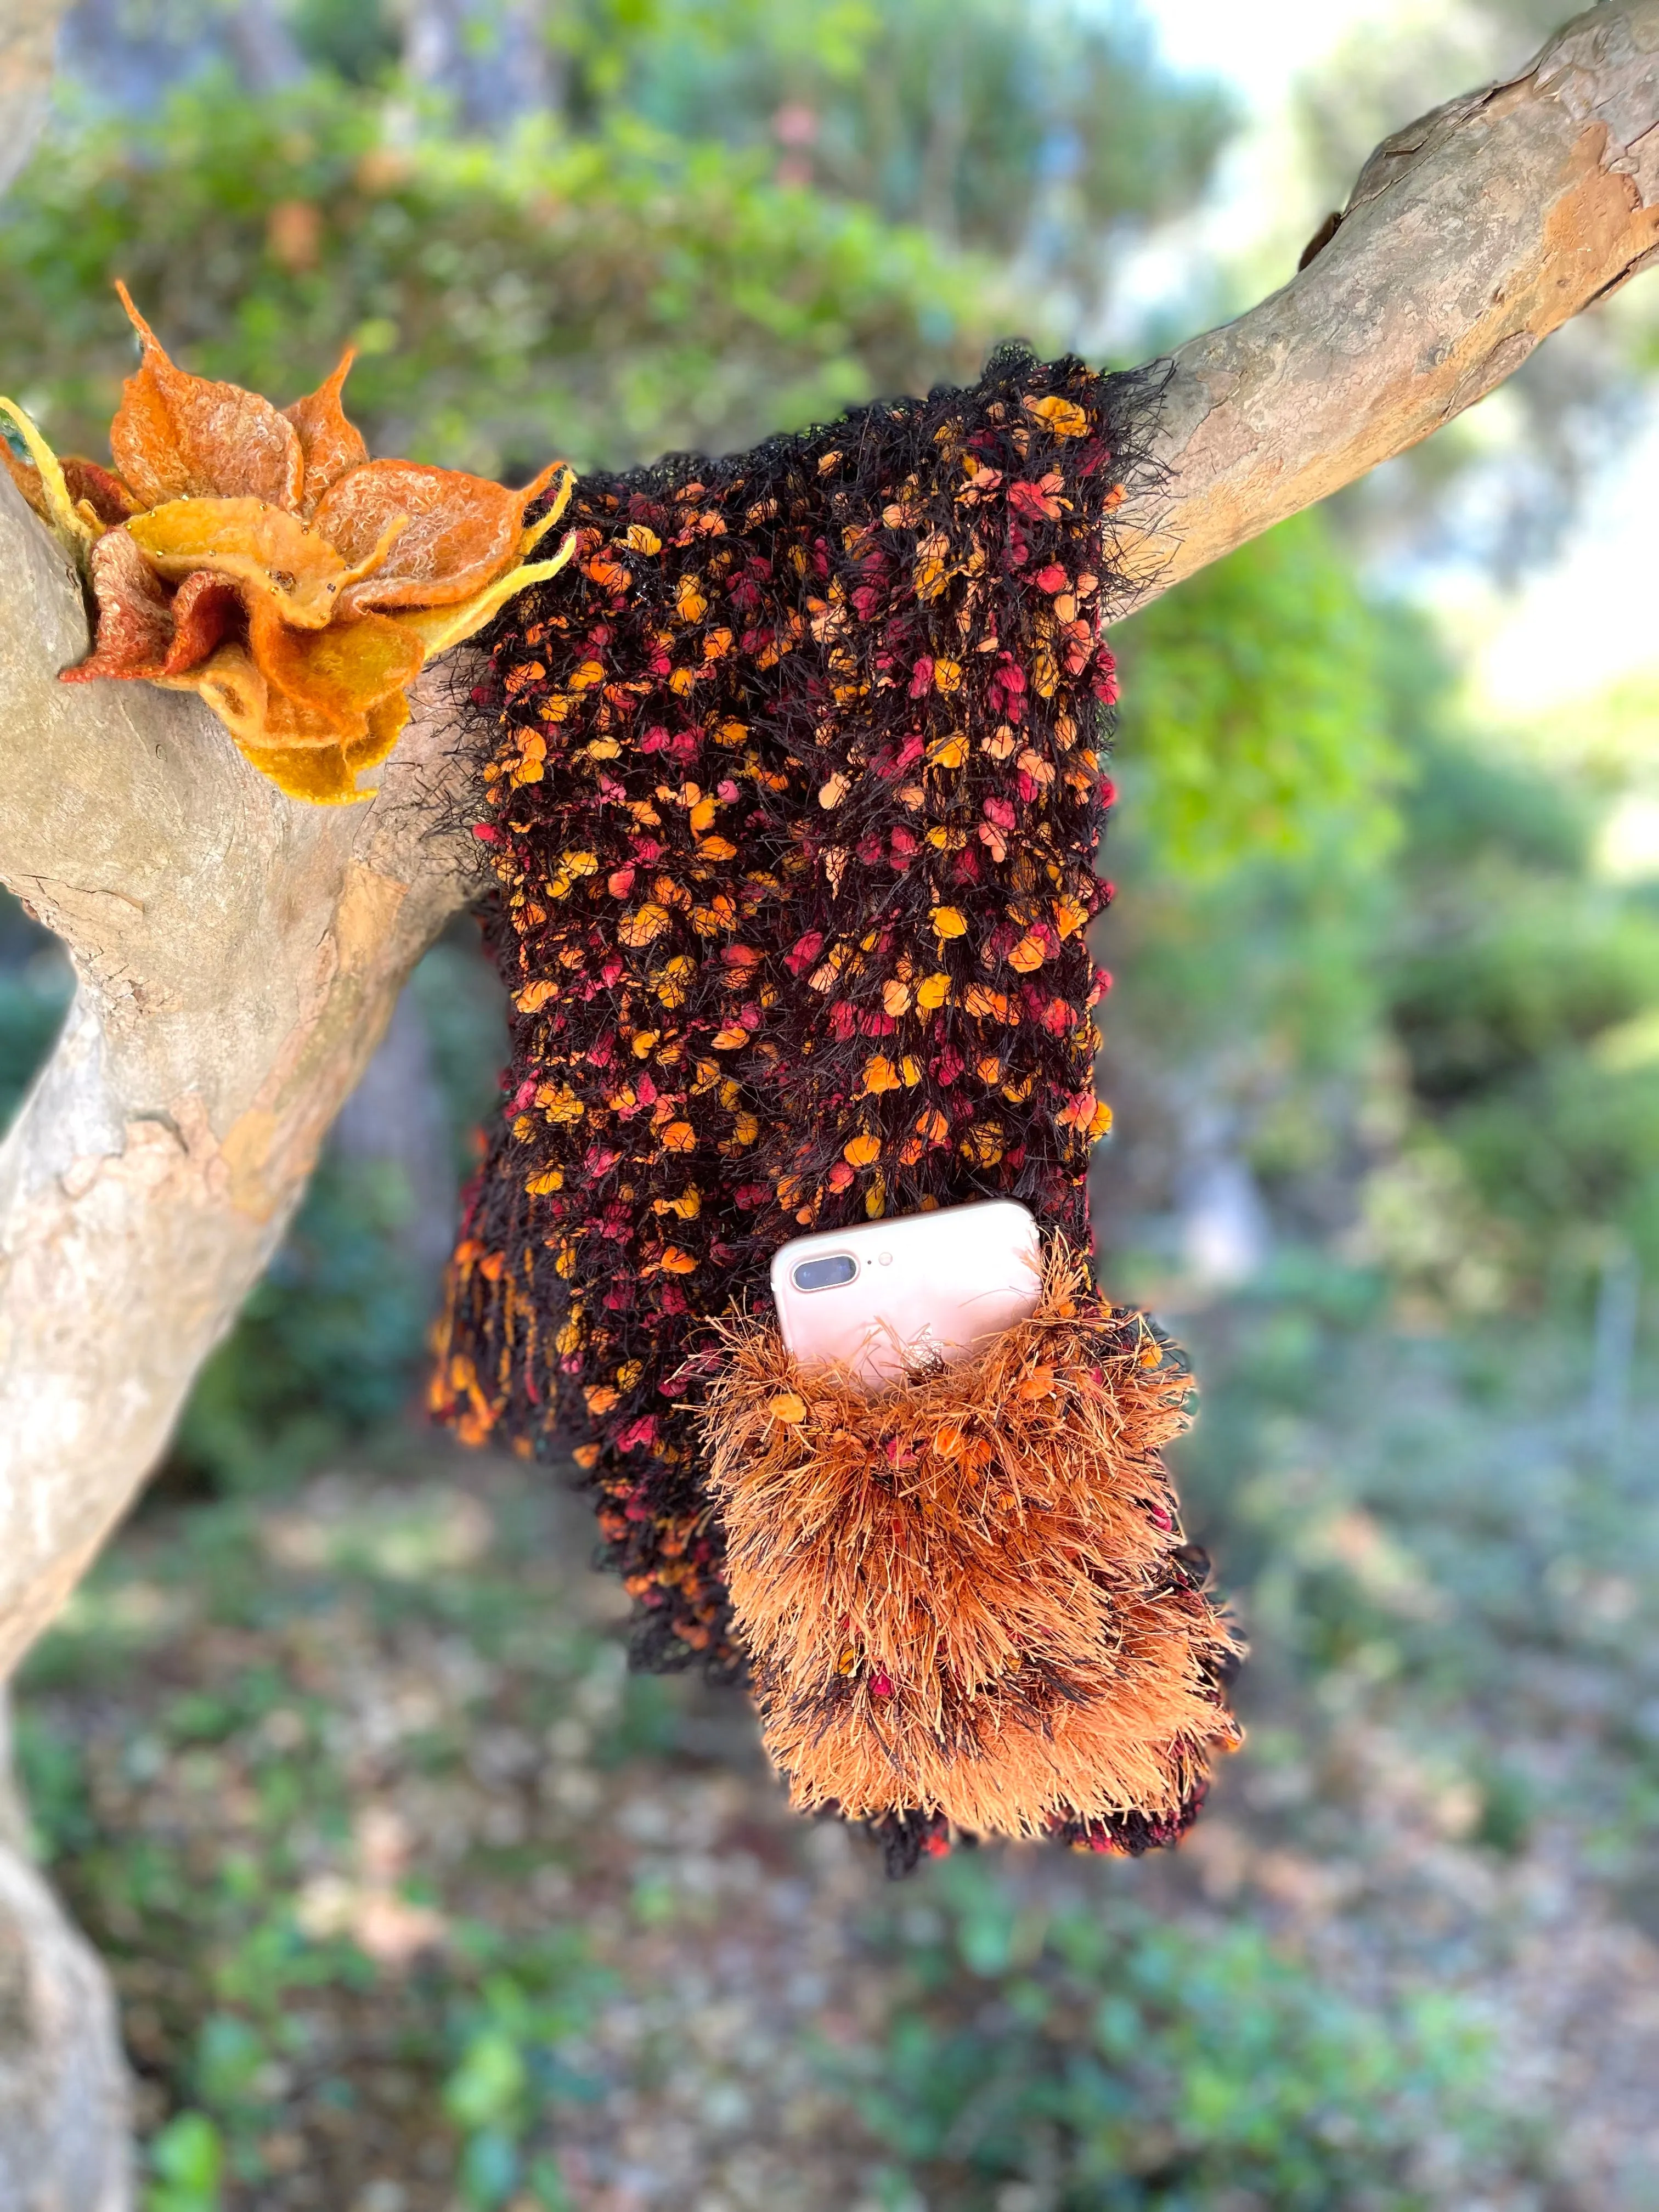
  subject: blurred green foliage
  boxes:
[283,0,1234,315]
[0,76,995,477]
[563,0,1235,295]
[1385,733,1659,1283]
[837,1855,1499,2209]
[1110,525,1659,1297]
[17,1440,1547,2211]
[3,0,1234,479]
[1118,510,1402,882]
[145,2109,225,2212]
[18,1474,629,2208]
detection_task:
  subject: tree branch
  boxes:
[0,0,1656,1680]
[1115,1,1659,609]
[0,482,483,1677]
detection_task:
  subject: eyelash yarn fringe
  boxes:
[431,342,1242,1863]
[700,1239,1241,1850]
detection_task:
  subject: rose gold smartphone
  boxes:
[770,1199,1042,1389]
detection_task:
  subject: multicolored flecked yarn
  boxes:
[431,344,1240,1856]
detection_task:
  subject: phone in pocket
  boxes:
[770,1198,1042,1389]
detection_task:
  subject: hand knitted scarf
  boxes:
[431,343,1241,1874]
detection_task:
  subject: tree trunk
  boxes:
[0,1697,131,2212]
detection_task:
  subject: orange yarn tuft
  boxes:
[700,1240,1242,1839]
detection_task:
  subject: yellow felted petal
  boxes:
[342,689,411,778]
[387,538,577,657]
[0,398,97,555]
[156,641,270,737]
[159,644,341,750]
[160,644,408,803]
[128,498,349,628]
[236,741,366,805]
[518,465,575,556]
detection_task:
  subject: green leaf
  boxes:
[445,2027,528,2131]
[144,2111,223,2212]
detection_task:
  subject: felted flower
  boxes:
[1,285,574,804]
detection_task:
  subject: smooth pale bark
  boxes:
[1,16,136,2208]
[0,1691,128,2212]
[0,491,480,2208]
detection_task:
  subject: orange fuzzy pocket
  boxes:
[699,1240,1243,1844]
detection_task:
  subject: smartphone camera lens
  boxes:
[792,1254,858,1291]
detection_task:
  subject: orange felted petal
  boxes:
[256,680,352,751]
[385,537,576,657]
[284,347,369,517]
[61,457,139,527]
[162,570,244,676]
[318,458,561,613]
[110,280,304,512]
[161,642,351,756]
[126,497,354,628]
[247,598,423,741]
[61,527,175,681]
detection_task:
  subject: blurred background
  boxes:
[3,1,1659,2207]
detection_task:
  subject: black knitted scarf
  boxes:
[432,346,1240,1868]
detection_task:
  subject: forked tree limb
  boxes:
[0,0,1655,1684]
